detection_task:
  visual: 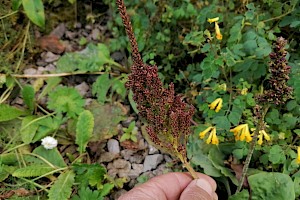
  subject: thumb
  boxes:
[180,178,218,200]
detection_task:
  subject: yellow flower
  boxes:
[199,127,213,139]
[297,147,300,164]
[209,98,223,112]
[230,124,252,142]
[199,126,219,145]
[253,129,271,145]
[207,17,219,24]
[241,88,248,95]
[214,22,223,40]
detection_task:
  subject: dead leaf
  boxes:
[37,35,65,54]
[230,163,249,188]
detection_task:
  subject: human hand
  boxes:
[118,172,217,200]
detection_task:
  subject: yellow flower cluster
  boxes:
[199,126,219,145]
[257,130,271,145]
[207,17,222,40]
[297,147,300,164]
[230,124,252,142]
[209,98,223,112]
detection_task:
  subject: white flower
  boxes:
[41,136,58,150]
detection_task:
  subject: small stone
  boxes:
[107,163,113,170]
[43,52,60,63]
[164,155,173,163]
[107,139,120,154]
[36,60,47,66]
[44,64,56,72]
[91,28,100,40]
[24,68,37,75]
[111,189,127,200]
[50,23,66,39]
[129,154,144,164]
[65,31,77,39]
[74,22,82,29]
[138,138,148,150]
[113,159,129,169]
[108,168,118,178]
[85,25,92,30]
[148,145,159,154]
[121,149,137,160]
[121,117,135,127]
[98,152,119,163]
[128,164,143,179]
[111,51,124,62]
[143,154,164,172]
[75,82,89,97]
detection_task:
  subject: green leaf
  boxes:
[56,43,112,73]
[48,170,75,200]
[12,164,53,177]
[212,116,231,130]
[21,115,38,144]
[100,183,114,197]
[76,110,94,154]
[0,104,25,122]
[72,163,106,189]
[0,153,18,165]
[72,187,103,200]
[22,0,45,28]
[268,145,286,164]
[33,146,67,168]
[85,101,125,142]
[22,85,35,112]
[128,90,138,114]
[208,146,238,185]
[248,172,295,200]
[92,74,112,104]
[12,0,22,10]
[228,190,249,200]
[48,86,85,118]
[39,77,61,100]
[294,176,300,198]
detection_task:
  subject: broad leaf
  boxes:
[47,86,85,118]
[76,110,94,154]
[12,164,53,177]
[22,85,35,112]
[33,146,67,168]
[48,170,75,200]
[248,172,295,200]
[0,104,25,122]
[22,0,45,28]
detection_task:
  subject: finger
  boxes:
[180,178,217,200]
[118,172,216,200]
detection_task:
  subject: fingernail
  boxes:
[196,179,213,195]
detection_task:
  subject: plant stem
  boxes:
[235,105,269,193]
[183,161,198,179]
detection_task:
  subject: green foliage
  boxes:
[72,187,104,200]
[33,146,67,168]
[72,163,107,189]
[21,0,45,28]
[248,172,295,200]
[76,110,94,154]
[85,101,125,142]
[48,170,75,200]
[12,164,54,177]
[56,43,119,73]
[22,85,35,112]
[47,86,85,118]
[0,104,25,122]
[92,74,127,104]
[120,121,138,142]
